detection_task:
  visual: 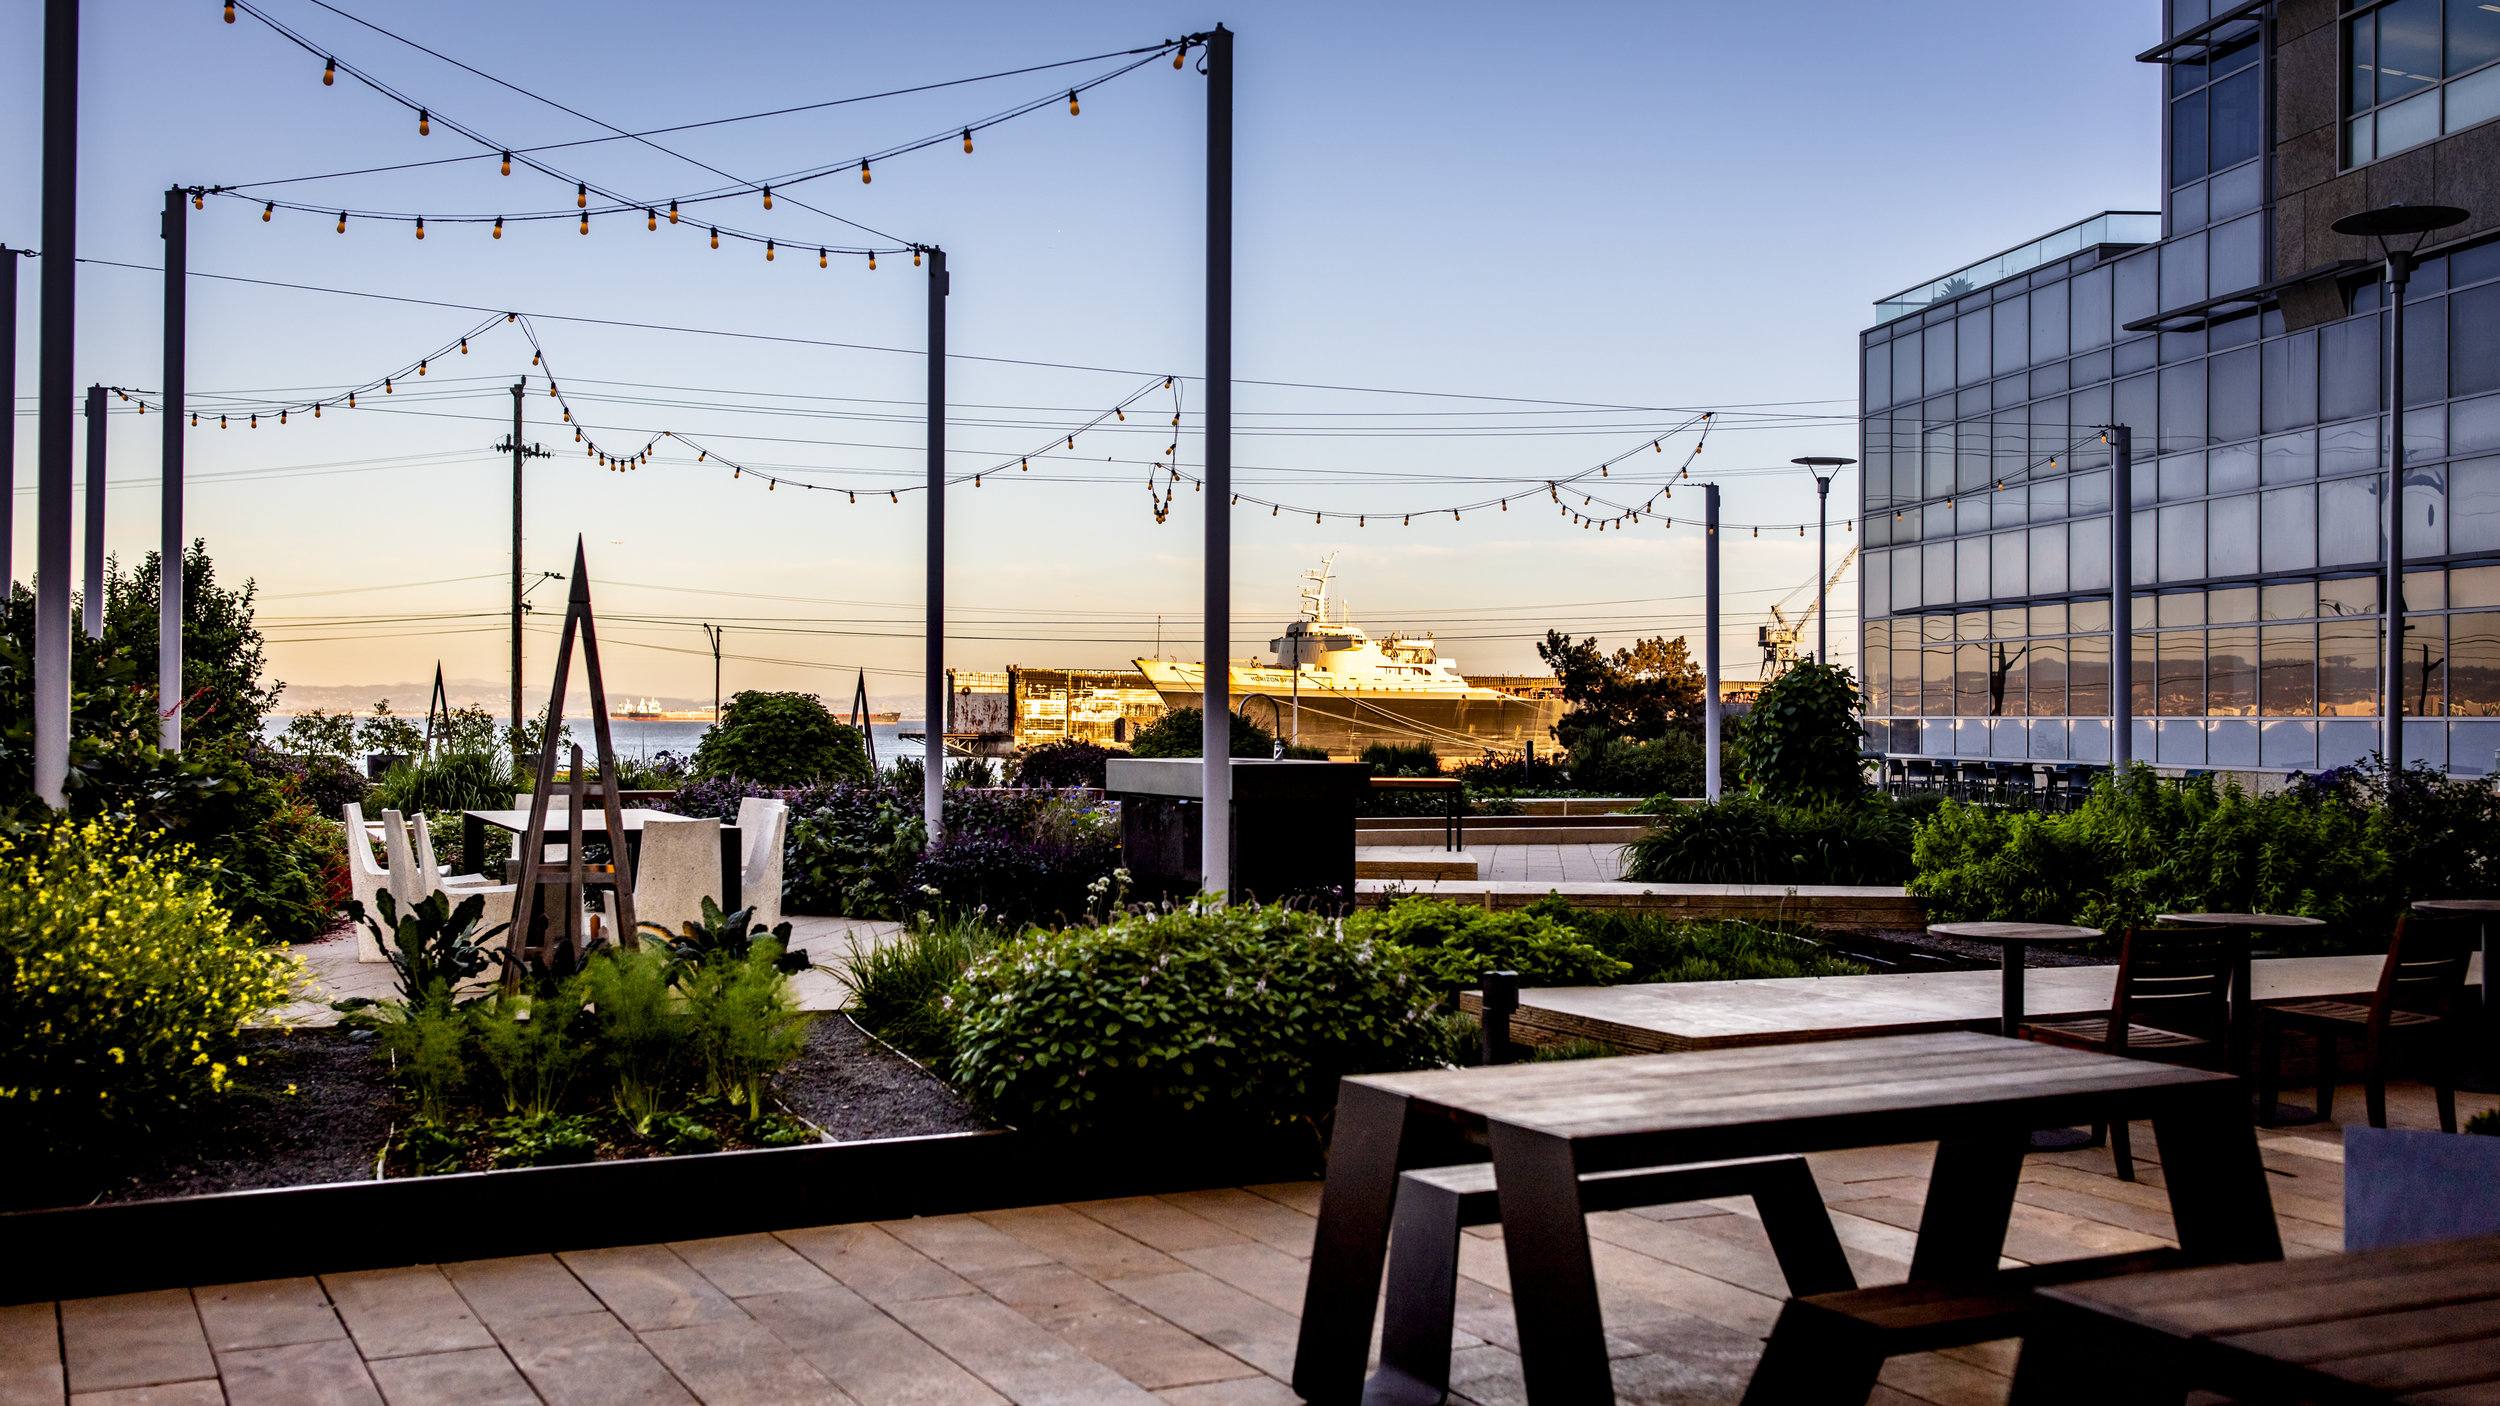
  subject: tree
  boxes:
[1535,630,1705,747]
[1732,660,1867,803]
[1126,706,1274,758]
[359,701,425,758]
[98,541,281,749]
[691,691,870,784]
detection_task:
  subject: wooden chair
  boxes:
[2018,928,2231,1181]
[2257,914,2476,1132]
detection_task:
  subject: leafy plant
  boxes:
[488,1111,599,1167]
[1013,739,1116,789]
[692,691,870,785]
[0,817,301,1150]
[948,902,1443,1138]
[381,995,470,1125]
[1566,729,1704,798]
[1624,793,1914,885]
[350,890,505,1007]
[908,836,1120,928]
[276,709,362,764]
[784,789,927,917]
[371,750,515,815]
[1733,661,1867,803]
[947,756,1000,788]
[680,944,809,1120]
[1347,895,1629,987]
[840,909,1003,1062]
[359,701,426,760]
[641,896,808,975]
[468,986,588,1118]
[1360,743,1441,776]
[1126,706,1275,759]
[1530,897,1870,982]
[581,945,687,1134]
[98,541,282,750]
[1535,631,1704,747]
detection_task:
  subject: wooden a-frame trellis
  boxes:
[508,538,638,970]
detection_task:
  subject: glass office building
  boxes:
[1857,0,2500,776]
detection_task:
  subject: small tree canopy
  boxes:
[1127,706,1274,758]
[1733,660,1867,803]
[691,691,870,784]
[1535,630,1704,747]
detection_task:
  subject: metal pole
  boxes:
[924,246,948,844]
[81,384,102,639]
[510,381,524,765]
[1815,475,1831,664]
[1202,24,1234,899]
[0,247,17,592]
[34,0,77,807]
[159,188,185,750]
[1704,484,1722,802]
[2111,424,2134,771]
[2385,252,2412,776]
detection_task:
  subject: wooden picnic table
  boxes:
[462,807,742,914]
[2010,1231,2500,1404]
[1288,1030,2281,1406]
[1927,921,2103,1037]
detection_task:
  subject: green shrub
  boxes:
[469,986,588,1119]
[692,691,871,785]
[1908,765,2405,944]
[785,790,927,917]
[1732,661,1868,802]
[381,995,470,1126]
[1568,729,1704,798]
[949,903,1442,1137]
[1532,898,1871,982]
[1347,895,1628,987]
[488,1112,600,1167]
[841,910,1003,1063]
[1623,794,1913,885]
[371,750,515,815]
[1359,743,1441,776]
[1127,706,1274,758]
[681,941,809,1120]
[582,945,688,1135]
[0,817,301,1148]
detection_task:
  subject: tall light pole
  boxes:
[81,384,104,639]
[1704,484,1722,802]
[924,245,948,844]
[1198,25,1234,899]
[1792,457,1853,664]
[2331,202,2469,778]
[496,384,549,769]
[159,188,187,751]
[35,0,81,808]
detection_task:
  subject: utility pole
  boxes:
[495,387,548,768]
[1704,484,1722,802]
[0,246,22,592]
[923,246,948,845]
[2109,424,2134,771]
[159,187,186,750]
[80,384,103,638]
[34,0,79,808]
[1201,23,1234,899]
[700,624,724,720]
[2384,251,2413,776]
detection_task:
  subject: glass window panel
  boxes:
[2171,91,2209,184]
[1960,611,1990,642]
[2350,113,2377,166]
[2133,632,2158,715]
[2160,453,2208,501]
[1892,333,1924,405]
[1957,310,1992,387]
[2209,343,2260,444]
[2160,360,2209,453]
[2160,630,2206,715]
[2403,295,2449,404]
[1992,530,2027,598]
[1993,409,2029,475]
[2408,568,2445,610]
[1985,640,2025,717]
[1956,642,1991,716]
[2454,0,2500,76]
[2378,0,2442,104]
[2402,615,2442,716]
[2211,493,2260,577]
[2451,612,2500,715]
[2159,592,2206,627]
[2321,319,2383,423]
[1924,427,1955,498]
[1958,424,1993,494]
[2033,602,2070,635]
[1991,608,2025,640]
[2072,468,2112,515]
[2320,617,2381,715]
[2263,580,2316,620]
[1925,322,1956,398]
[2030,524,2069,594]
[2454,391,2500,455]
[2208,625,2258,716]
[2211,161,2264,220]
[1894,456,1921,506]
[2262,331,2319,433]
[2115,250,2159,328]
[1926,502,1954,540]
[1922,648,1951,718]
[2351,12,2379,114]
[2162,328,2209,363]
[2031,361,2070,398]
[1992,298,2030,378]
[2448,62,2500,133]
[2402,462,2447,557]
[1992,485,2027,529]
[2319,475,2385,565]
[2262,624,2316,715]
[2321,417,2380,475]
[2453,284,2500,397]
[2116,374,2159,452]
[2134,508,2160,586]
[1865,555,1891,618]
[2457,564,2500,608]
[2070,632,2111,716]
[2120,332,2159,375]
[1865,641,1890,714]
[1924,541,1955,607]
[2322,575,2383,617]
[2026,639,2067,717]
[2162,231,2209,311]
[2175,177,2211,234]
[2071,517,2113,591]
[2031,283,2070,364]
[2380,87,2442,153]
[2455,455,2500,552]
[2071,267,2113,352]
[2211,585,2258,623]
[2262,485,2319,571]
[2074,600,2112,633]
[2211,441,2259,492]
[2032,477,2070,522]
[1924,614,1957,644]
[1892,548,1922,616]
[1957,494,1989,535]
[1959,536,1991,603]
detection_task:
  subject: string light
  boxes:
[416,108,430,136]
[493,215,503,238]
[765,239,775,261]
[224,1,233,21]
[668,199,679,224]
[1068,90,1080,115]
[861,158,871,184]
[414,216,424,239]
[819,247,827,268]
[962,128,973,153]
[867,251,876,270]
[647,209,657,231]
[261,201,273,221]
[194,192,204,210]
[914,248,921,266]
[322,55,334,85]
[501,150,511,176]
[710,227,719,249]
[576,182,587,209]
[579,213,588,235]
[335,211,347,233]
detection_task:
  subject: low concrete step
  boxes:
[1355,848,1481,881]
[1358,824,1649,846]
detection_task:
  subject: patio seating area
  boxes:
[1,1079,2472,1406]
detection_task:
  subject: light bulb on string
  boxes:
[347,393,355,409]
[219,415,226,428]
[492,216,503,239]
[249,414,256,428]
[962,128,973,153]
[575,183,587,209]
[913,249,921,266]
[383,377,392,393]
[193,192,203,210]
[278,410,286,424]
[414,216,424,239]
[313,403,320,418]
[761,184,773,210]
[867,252,875,270]
[223,1,233,21]
[668,199,679,224]
[1068,90,1080,115]
[818,248,826,268]
[261,202,272,222]
[647,209,656,231]
[766,239,775,261]
[417,109,430,136]
[500,151,511,175]
[418,358,427,375]
[336,212,347,233]
[322,56,334,85]
[579,213,588,235]
[889,492,898,503]
[860,159,871,184]
[1175,42,1186,68]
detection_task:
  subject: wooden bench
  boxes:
[1739,1248,2192,1406]
[1367,1155,1854,1406]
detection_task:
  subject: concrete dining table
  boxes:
[460,807,743,915]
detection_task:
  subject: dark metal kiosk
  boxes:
[1106,756,1370,906]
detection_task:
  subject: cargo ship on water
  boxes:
[1132,558,1563,759]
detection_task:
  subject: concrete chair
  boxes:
[735,797,788,933]
[411,813,490,893]
[343,802,392,964]
[633,815,721,940]
[381,810,418,909]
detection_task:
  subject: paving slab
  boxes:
[192,1278,343,1353]
[59,1290,215,1395]
[493,1311,693,1406]
[773,1224,977,1305]
[362,1345,538,1406]
[319,1267,495,1360]
[212,1338,382,1406]
[739,1284,1007,1406]
[637,1317,855,1406]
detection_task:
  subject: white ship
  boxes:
[1134,557,1562,758]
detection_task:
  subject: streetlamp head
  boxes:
[1791,457,1855,468]
[2332,202,2470,257]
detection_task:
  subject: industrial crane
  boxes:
[1758,544,1859,679]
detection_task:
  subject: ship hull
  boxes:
[1136,663,1562,758]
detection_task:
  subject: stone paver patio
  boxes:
[5,1081,2483,1406]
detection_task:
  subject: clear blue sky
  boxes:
[0,0,2161,711]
